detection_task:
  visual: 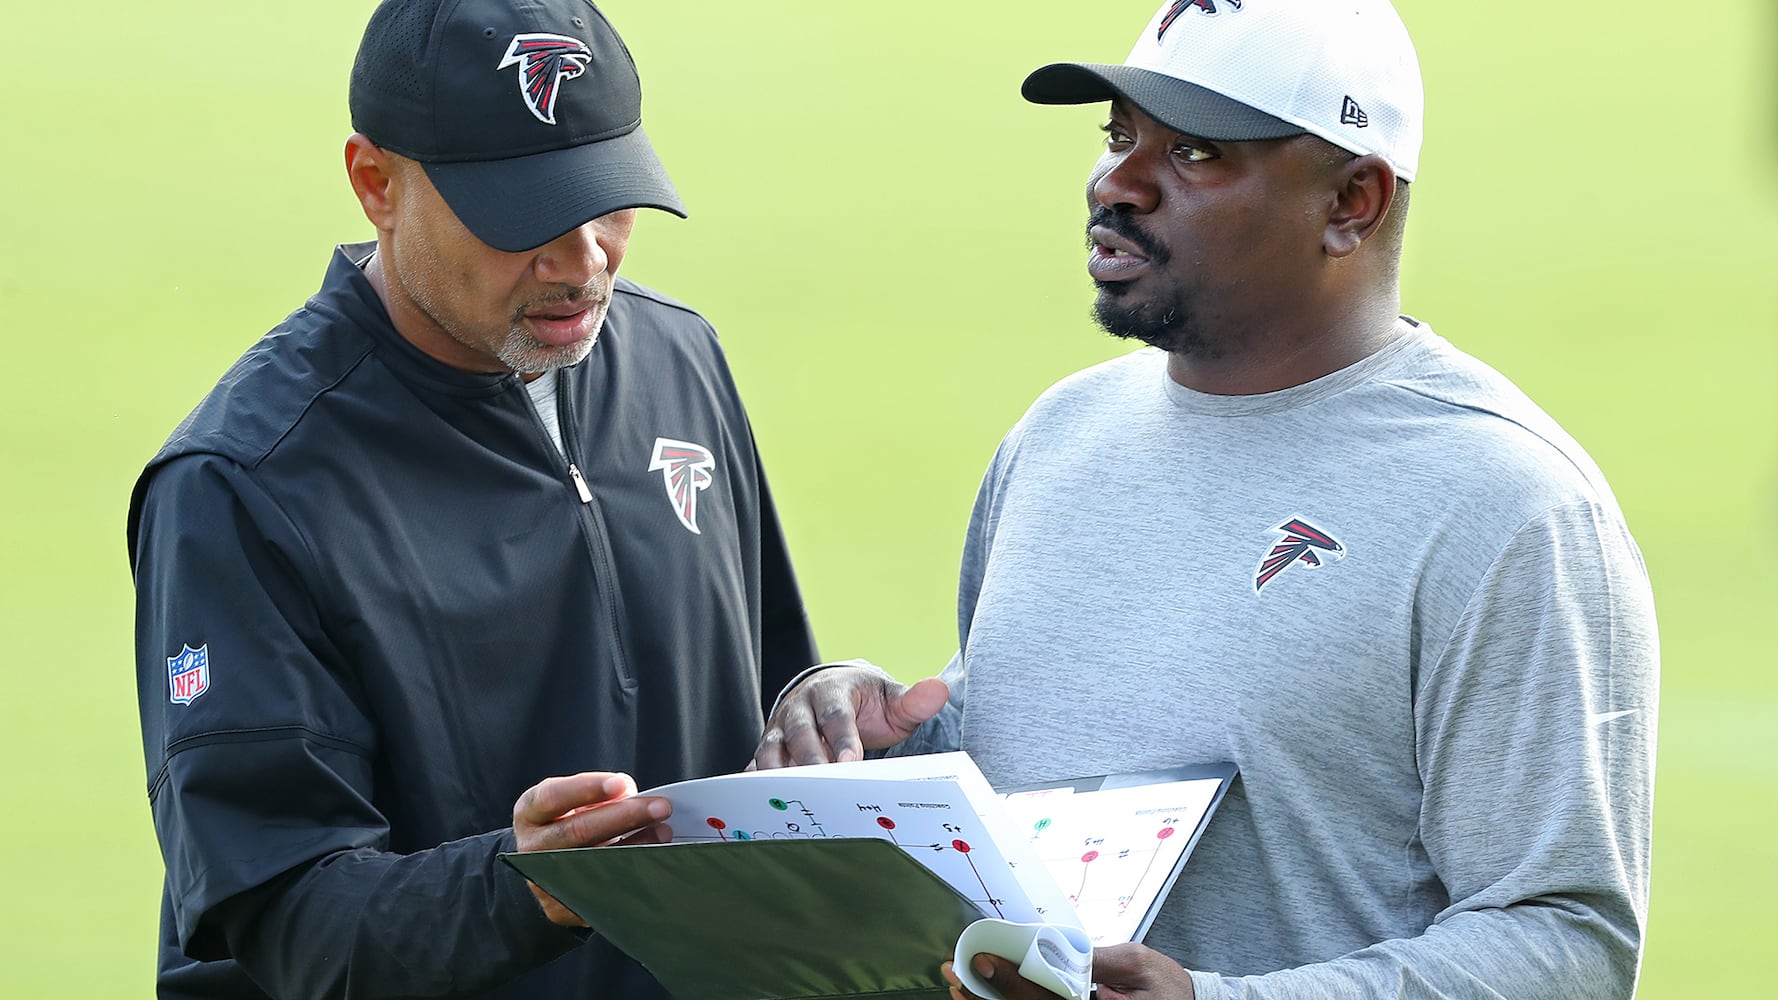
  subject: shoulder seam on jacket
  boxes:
[614,282,713,326]
[251,345,378,469]
[160,342,378,472]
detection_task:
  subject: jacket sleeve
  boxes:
[1186,500,1659,1000]
[132,454,584,998]
[752,447,821,711]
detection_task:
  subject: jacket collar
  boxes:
[319,242,523,399]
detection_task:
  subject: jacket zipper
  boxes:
[514,371,595,504]
[568,463,594,504]
[516,372,638,690]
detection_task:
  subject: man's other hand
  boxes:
[751,663,948,769]
[940,943,1196,1000]
[512,772,672,926]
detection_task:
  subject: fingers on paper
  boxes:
[513,772,672,852]
[812,691,866,763]
[514,771,635,824]
[757,671,862,767]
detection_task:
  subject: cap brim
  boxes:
[1022,63,1303,142]
[423,126,686,254]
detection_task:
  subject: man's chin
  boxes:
[500,334,597,375]
[1092,292,1208,356]
[1094,292,1168,346]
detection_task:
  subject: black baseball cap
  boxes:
[349,0,685,253]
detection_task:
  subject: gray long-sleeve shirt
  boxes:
[900,319,1658,999]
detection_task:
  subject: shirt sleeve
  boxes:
[1186,499,1658,1000]
[132,454,584,998]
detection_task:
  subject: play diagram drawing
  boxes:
[1002,779,1223,943]
[654,772,1051,923]
[645,753,1230,943]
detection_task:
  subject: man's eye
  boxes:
[1174,143,1214,162]
[1099,123,1132,146]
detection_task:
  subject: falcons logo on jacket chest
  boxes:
[648,438,717,534]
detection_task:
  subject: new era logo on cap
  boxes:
[1341,97,1368,128]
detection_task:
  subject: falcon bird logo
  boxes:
[1158,0,1242,42]
[1255,517,1344,592]
[648,438,717,535]
[498,33,593,125]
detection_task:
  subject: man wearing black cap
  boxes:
[129,0,817,996]
[758,2,1657,999]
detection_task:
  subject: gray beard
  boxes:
[491,327,597,374]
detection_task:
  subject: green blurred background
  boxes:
[1,1,1771,995]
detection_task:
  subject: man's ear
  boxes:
[345,134,399,233]
[1324,154,1395,259]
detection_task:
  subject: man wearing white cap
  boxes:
[756,2,1659,998]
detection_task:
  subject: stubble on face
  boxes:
[493,285,610,374]
[1086,206,1220,360]
[394,219,610,375]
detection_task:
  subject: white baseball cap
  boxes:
[1023,0,1423,181]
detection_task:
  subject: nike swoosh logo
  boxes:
[1587,709,1637,727]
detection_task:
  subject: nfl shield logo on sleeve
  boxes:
[167,644,210,705]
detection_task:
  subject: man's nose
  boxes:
[1090,149,1161,216]
[533,222,610,287]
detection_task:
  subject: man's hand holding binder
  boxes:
[943,943,1197,1000]
[510,772,672,927]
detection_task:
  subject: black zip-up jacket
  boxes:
[129,244,819,998]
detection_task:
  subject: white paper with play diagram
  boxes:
[505,752,1235,1000]
[645,752,1232,944]
[651,752,1080,926]
[1000,777,1224,944]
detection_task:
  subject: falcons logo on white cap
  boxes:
[498,33,592,125]
[648,438,717,534]
[1158,0,1242,41]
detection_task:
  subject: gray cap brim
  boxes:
[1022,63,1303,141]
[423,125,685,254]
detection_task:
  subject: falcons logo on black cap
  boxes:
[648,438,717,535]
[498,33,592,125]
[1255,517,1344,592]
